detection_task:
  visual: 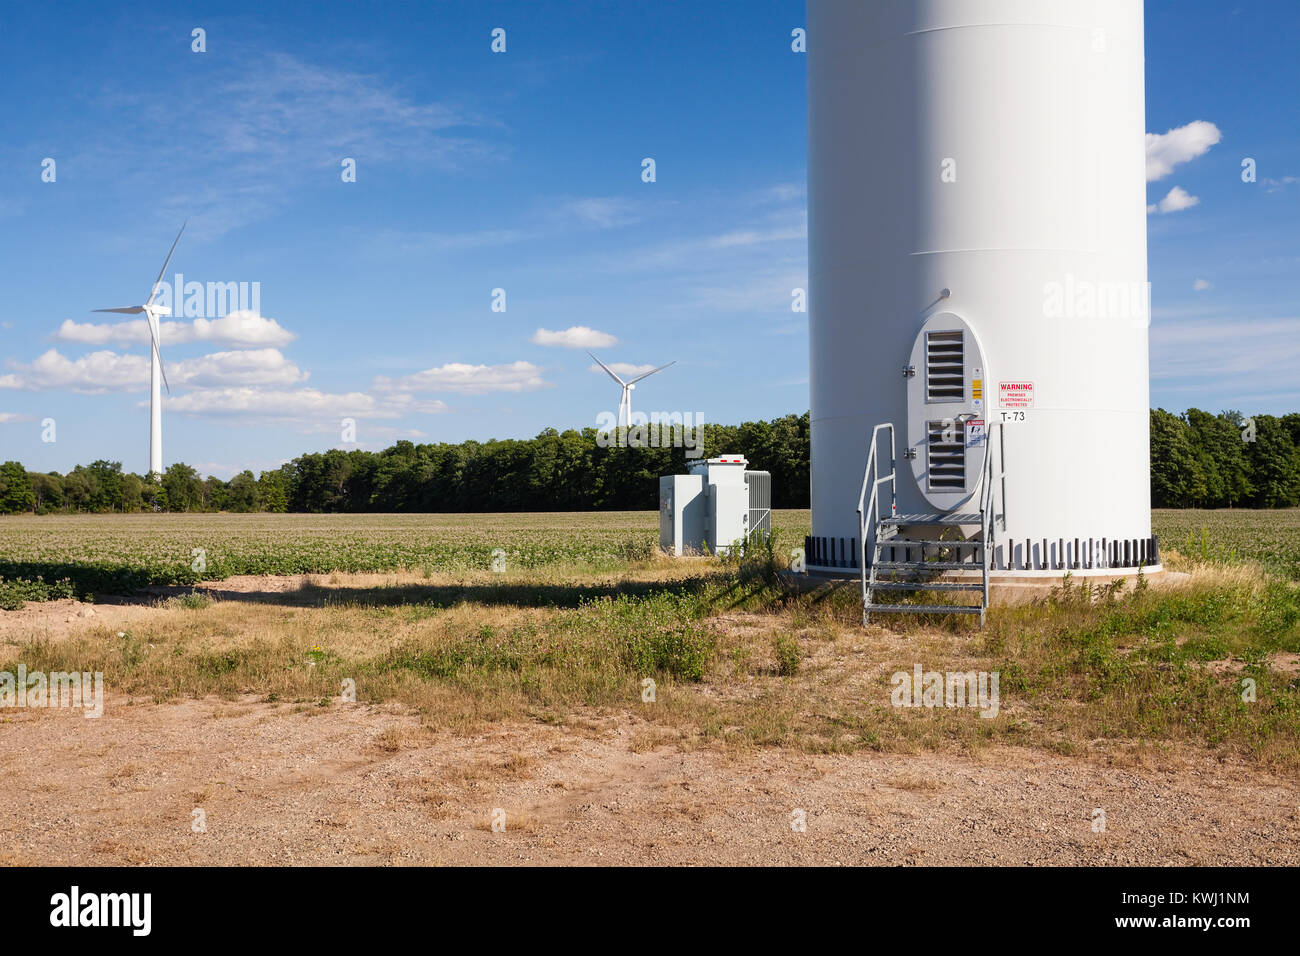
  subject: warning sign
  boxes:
[999,381,1035,408]
[966,419,986,447]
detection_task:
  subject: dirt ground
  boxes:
[2,575,1298,866]
[0,692,1295,866]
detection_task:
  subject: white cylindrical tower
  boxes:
[149,313,162,478]
[807,0,1153,575]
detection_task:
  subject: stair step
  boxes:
[865,604,985,615]
[881,512,984,526]
[873,561,977,571]
[870,580,985,592]
[876,538,984,550]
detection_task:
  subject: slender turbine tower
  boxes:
[588,352,676,428]
[93,222,186,478]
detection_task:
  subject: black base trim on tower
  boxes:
[804,534,860,570]
[804,533,1160,573]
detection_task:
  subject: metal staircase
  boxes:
[856,422,1006,627]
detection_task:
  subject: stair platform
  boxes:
[869,580,985,592]
[873,560,976,572]
[864,603,984,615]
[882,512,984,525]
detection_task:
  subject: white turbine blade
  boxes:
[145,220,187,307]
[151,334,171,396]
[626,359,676,386]
[93,306,145,314]
[143,310,171,396]
[587,351,626,387]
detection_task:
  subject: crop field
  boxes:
[0,511,811,605]
[2,509,1299,606]
[1153,509,1300,580]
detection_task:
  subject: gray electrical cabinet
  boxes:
[660,456,772,556]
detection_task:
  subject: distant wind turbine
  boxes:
[93,221,186,478]
[588,351,676,429]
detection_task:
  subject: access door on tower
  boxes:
[905,312,988,512]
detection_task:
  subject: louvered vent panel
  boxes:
[927,420,966,491]
[926,330,964,402]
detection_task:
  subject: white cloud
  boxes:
[188,313,297,346]
[0,412,31,423]
[55,311,296,348]
[1152,316,1300,402]
[708,225,807,249]
[365,197,645,259]
[588,361,657,378]
[1146,120,1221,181]
[173,349,307,387]
[52,320,131,345]
[1262,175,1299,194]
[617,212,807,273]
[559,197,642,229]
[1193,278,1213,291]
[84,52,501,239]
[215,52,486,166]
[692,266,808,313]
[374,361,550,394]
[1147,185,1200,214]
[531,326,618,349]
[1,347,306,391]
[165,387,446,419]
[0,349,148,393]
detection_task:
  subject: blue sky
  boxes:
[1,0,1296,478]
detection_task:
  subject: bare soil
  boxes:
[2,693,1296,866]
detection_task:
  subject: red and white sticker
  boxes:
[999,381,1035,408]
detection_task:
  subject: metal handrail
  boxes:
[998,422,1007,531]
[857,423,896,612]
[979,422,1007,574]
[976,422,1002,617]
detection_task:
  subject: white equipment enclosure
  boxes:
[660,456,772,556]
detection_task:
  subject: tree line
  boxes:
[1,408,1297,515]
[0,414,810,514]
[1150,409,1300,508]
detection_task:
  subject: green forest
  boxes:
[1,408,1298,515]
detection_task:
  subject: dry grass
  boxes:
[5,547,1299,774]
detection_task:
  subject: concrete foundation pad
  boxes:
[780,567,1192,607]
